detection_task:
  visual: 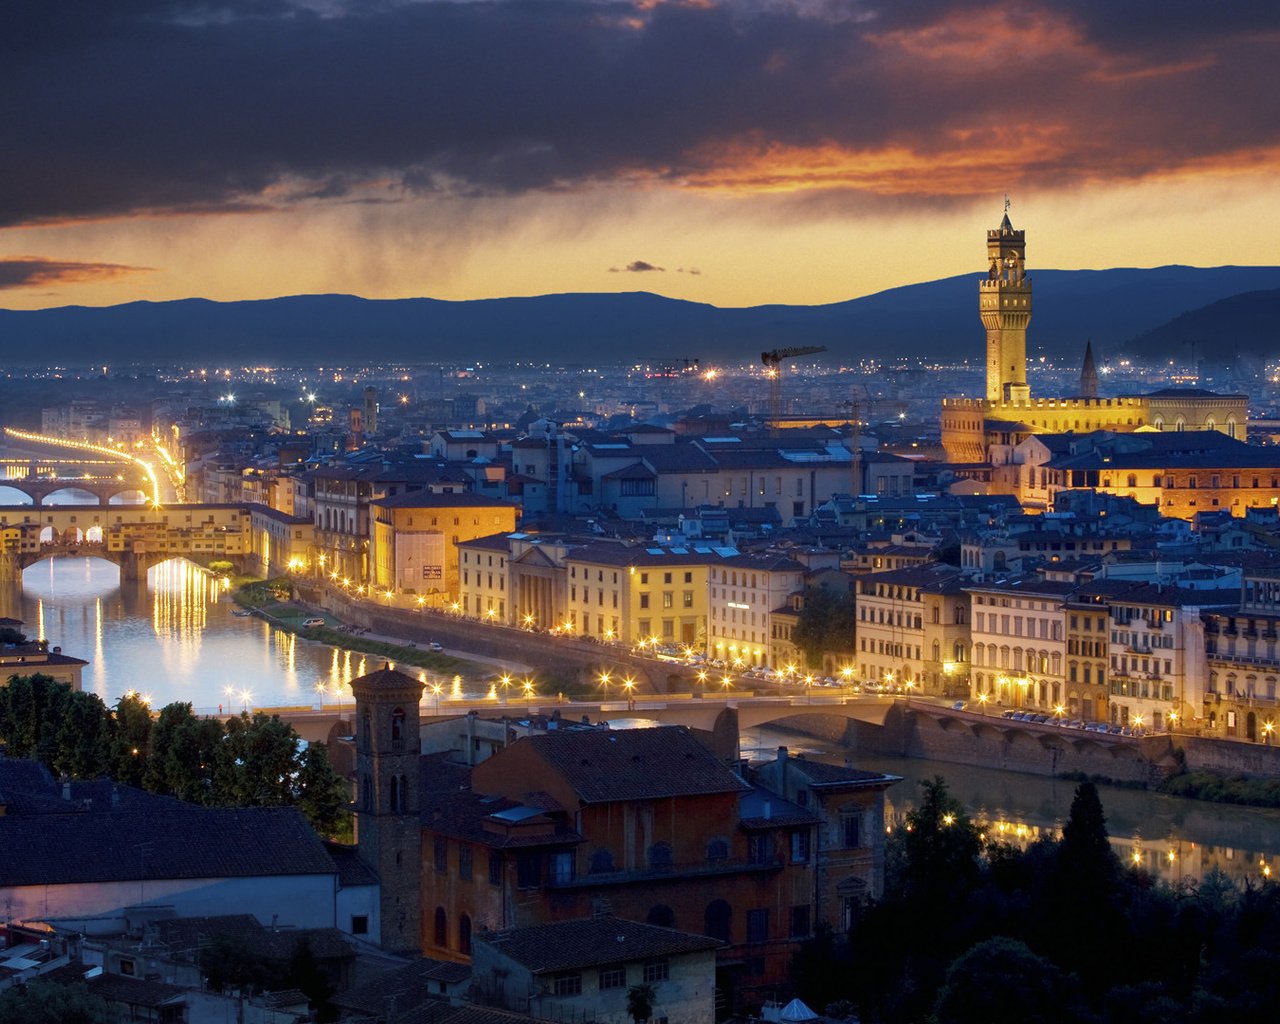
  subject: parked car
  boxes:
[428,640,444,652]
[302,617,325,628]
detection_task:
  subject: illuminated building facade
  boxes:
[940,213,1248,476]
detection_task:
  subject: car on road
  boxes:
[428,641,444,652]
[302,617,325,628]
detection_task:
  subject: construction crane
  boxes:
[761,346,827,421]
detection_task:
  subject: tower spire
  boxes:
[1080,340,1099,399]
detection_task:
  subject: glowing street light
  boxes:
[622,676,636,711]
[977,692,990,716]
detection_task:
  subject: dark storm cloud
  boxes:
[3,0,1278,226]
[0,257,152,290]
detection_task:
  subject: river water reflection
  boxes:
[743,725,1280,888]
[0,556,376,710]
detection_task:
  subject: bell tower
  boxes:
[352,663,425,955]
[980,203,1032,403]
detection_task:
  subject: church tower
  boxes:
[980,206,1032,403]
[1080,340,1099,399]
[352,664,425,955]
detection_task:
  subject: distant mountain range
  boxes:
[1,266,1276,367]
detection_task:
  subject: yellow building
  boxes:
[370,492,517,605]
[564,543,718,647]
[941,212,1247,470]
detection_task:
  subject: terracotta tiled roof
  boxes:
[522,727,747,804]
[481,916,720,974]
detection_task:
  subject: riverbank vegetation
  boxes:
[235,579,472,675]
[1159,769,1280,808]
[794,777,1279,1023]
[0,674,351,839]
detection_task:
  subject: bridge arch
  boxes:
[108,489,148,505]
[0,485,34,505]
[42,486,101,505]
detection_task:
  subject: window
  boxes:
[434,837,447,873]
[550,850,575,884]
[747,908,770,944]
[351,915,369,935]
[553,974,582,997]
[640,593,649,609]
[517,851,541,887]
[748,833,772,864]
[705,900,732,942]
[434,907,447,947]
[459,845,473,881]
[600,967,627,990]
[790,904,811,938]
[649,842,673,871]
[843,813,862,848]
[790,829,810,863]
[643,960,670,983]
[662,592,673,609]
[706,838,729,863]
[489,852,503,885]
[459,913,472,955]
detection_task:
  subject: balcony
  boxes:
[547,857,784,889]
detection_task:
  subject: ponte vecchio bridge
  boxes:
[0,503,257,582]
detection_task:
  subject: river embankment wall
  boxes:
[828,704,1280,783]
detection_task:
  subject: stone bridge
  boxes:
[266,692,896,746]
[0,540,169,582]
[0,504,251,583]
[0,475,151,506]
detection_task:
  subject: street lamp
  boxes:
[597,671,611,699]
[500,673,513,703]
[622,676,636,711]
[977,692,990,716]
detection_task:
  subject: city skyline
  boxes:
[3,0,1278,312]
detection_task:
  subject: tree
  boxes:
[216,712,301,806]
[145,702,225,803]
[0,980,111,1024]
[111,693,153,787]
[792,587,856,667]
[894,776,982,904]
[0,627,28,645]
[626,984,656,1024]
[295,741,352,838]
[52,689,113,779]
[934,937,1078,1024]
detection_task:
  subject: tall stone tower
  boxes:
[352,664,425,955]
[980,207,1032,403]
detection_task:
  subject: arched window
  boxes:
[459,913,472,955]
[361,710,371,751]
[391,707,405,742]
[647,905,675,928]
[706,839,729,863]
[705,900,732,942]
[649,842,673,871]
[434,907,447,948]
[1127,474,1137,488]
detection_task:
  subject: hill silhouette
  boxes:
[1,266,1276,366]
[1121,288,1280,364]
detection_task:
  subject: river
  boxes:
[0,556,378,711]
[742,725,1280,888]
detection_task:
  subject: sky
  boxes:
[2,0,1277,311]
